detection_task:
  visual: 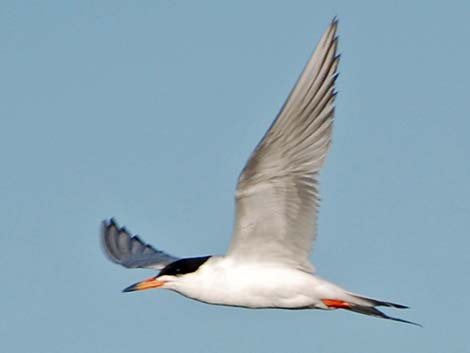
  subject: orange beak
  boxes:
[122,276,166,293]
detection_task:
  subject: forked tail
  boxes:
[321,295,421,326]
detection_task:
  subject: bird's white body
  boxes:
[161,256,350,309]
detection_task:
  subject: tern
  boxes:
[101,19,418,325]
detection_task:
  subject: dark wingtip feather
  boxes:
[331,16,339,27]
[331,17,339,41]
[104,218,119,233]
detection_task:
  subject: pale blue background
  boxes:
[1,1,469,352]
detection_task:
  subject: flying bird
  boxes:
[101,19,418,326]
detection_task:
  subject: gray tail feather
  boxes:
[347,294,421,326]
[351,295,409,309]
[345,305,421,326]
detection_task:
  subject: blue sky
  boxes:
[1,1,469,352]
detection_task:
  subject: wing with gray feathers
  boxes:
[227,20,339,273]
[101,219,178,270]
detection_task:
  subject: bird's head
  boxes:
[122,256,211,292]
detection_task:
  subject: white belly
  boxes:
[164,257,345,309]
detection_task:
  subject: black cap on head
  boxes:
[158,256,211,277]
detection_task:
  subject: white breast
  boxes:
[164,257,342,309]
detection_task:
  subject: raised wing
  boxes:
[101,219,178,270]
[227,20,339,273]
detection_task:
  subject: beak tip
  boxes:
[122,284,138,293]
[121,277,165,293]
